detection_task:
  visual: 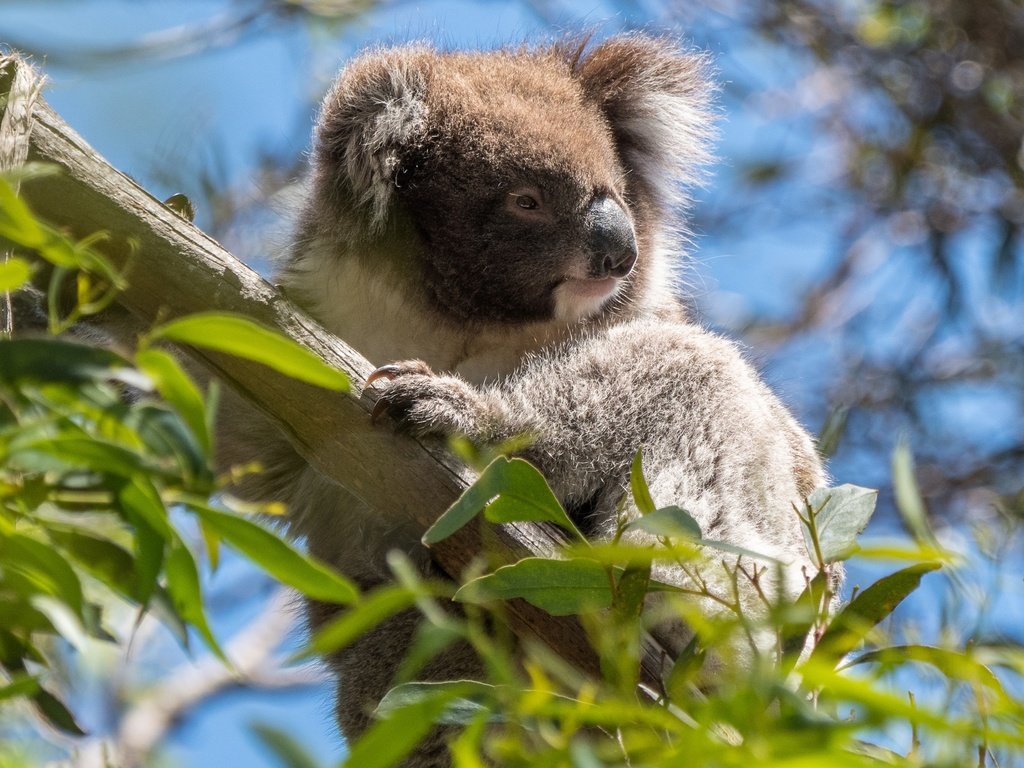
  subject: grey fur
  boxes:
[221,34,828,766]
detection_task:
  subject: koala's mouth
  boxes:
[551,275,623,322]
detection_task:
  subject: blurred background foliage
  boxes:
[1,0,1022,765]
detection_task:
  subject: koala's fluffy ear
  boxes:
[573,35,715,208]
[314,47,431,229]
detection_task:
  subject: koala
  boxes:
[220,34,829,766]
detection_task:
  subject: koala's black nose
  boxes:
[586,196,638,279]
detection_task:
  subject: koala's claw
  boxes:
[365,365,401,388]
[365,359,486,439]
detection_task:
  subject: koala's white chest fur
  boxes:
[288,246,583,385]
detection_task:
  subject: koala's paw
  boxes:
[365,360,491,439]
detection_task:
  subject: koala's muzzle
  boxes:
[585,196,638,279]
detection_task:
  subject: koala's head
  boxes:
[306,35,713,326]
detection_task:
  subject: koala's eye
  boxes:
[394,165,415,189]
[514,194,539,210]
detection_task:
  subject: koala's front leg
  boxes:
[366,360,516,442]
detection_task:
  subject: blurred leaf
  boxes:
[455,557,613,616]
[118,474,175,541]
[374,681,497,726]
[190,503,357,605]
[303,585,417,659]
[0,533,84,619]
[32,686,86,736]
[150,312,348,391]
[0,338,130,385]
[892,442,935,545]
[802,484,878,564]
[0,673,40,702]
[164,542,223,660]
[844,644,1006,696]
[629,451,656,515]
[625,505,701,540]
[343,683,463,768]
[0,257,31,291]
[251,722,323,768]
[136,348,211,455]
[45,527,136,600]
[810,562,941,667]
[423,457,581,545]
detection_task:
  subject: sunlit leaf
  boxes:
[809,562,941,667]
[802,484,878,564]
[374,681,498,726]
[303,585,418,659]
[343,684,463,768]
[150,312,348,391]
[251,722,323,768]
[625,505,701,540]
[136,348,211,455]
[629,451,656,515]
[0,256,31,291]
[164,542,224,660]
[190,503,357,605]
[423,457,581,545]
[455,557,613,615]
[892,441,935,545]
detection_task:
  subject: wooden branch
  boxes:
[0,55,669,688]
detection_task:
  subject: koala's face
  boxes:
[312,38,712,327]
[390,56,640,324]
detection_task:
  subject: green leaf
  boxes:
[0,177,46,249]
[250,723,323,768]
[190,504,358,605]
[150,312,348,391]
[802,484,878,564]
[455,557,613,616]
[303,585,418,659]
[373,681,497,726]
[0,533,84,619]
[118,474,176,541]
[46,528,136,600]
[343,684,464,768]
[0,673,40,703]
[0,338,130,385]
[844,644,1007,695]
[164,542,224,660]
[0,257,31,291]
[136,348,211,455]
[10,436,145,477]
[32,687,86,736]
[625,505,701,540]
[423,457,580,545]
[629,451,656,515]
[891,441,935,545]
[809,562,941,667]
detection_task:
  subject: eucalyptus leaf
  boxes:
[136,348,211,455]
[151,312,348,391]
[455,557,613,615]
[343,684,463,768]
[0,256,31,291]
[164,543,224,660]
[629,451,656,515]
[809,562,941,668]
[374,681,498,725]
[625,505,701,540]
[190,503,358,605]
[424,457,581,545]
[802,484,878,564]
